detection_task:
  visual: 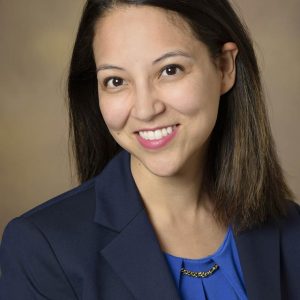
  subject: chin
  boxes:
[142,157,182,178]
[148,168,178,178]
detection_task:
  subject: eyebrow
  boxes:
[152,50,192,64]
[96,65,125,73]
[96,50,192,73]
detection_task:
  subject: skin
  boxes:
[93,5,238,258]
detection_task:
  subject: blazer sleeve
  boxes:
[0,217,78,300]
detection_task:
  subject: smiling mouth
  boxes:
[135,124,180,141]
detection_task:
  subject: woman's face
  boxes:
[93,5,237,177]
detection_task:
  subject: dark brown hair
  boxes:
[68,0,292,231]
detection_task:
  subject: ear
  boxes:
[218,42,238,95]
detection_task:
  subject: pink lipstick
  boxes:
[136,125,179,150]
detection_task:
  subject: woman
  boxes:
[0,1,299,299]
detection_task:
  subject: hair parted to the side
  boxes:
[68,0,293,231]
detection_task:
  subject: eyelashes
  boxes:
[159,64,184,77]
[101,64,185,89]
[103,77,124,88]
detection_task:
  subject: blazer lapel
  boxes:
[100,209,181,300]
[94,151,180,300]
[235,222,281,300]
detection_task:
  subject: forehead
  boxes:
[94,5,193,37]
[93,5,201,61]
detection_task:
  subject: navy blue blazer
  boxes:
[0,150,299,300]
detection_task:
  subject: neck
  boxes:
[130,154,213,224]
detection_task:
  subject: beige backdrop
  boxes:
[1,0,299,238]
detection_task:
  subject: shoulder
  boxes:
[236,200,300,250]
[0,180,98,300]
[276,200,300,297]
[1,150,130,246]
[278,200,300,246]
[274,200,300,281]
[279,200,300,231]
[286,199,300,215]
[18,176,99,234]
[0,174,115,298]
[22,177,96,222]
[1,177,98,251]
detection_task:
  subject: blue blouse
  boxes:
[164,228,248,300]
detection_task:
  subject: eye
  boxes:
[160,64,184,77]
[103,77,126,89]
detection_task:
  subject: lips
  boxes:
[135,124,179,150]
[138,125,177,140]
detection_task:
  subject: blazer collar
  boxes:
[94,150,181,300]
[235,221,281,300]
[94,150,143,232]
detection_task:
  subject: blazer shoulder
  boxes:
[276,201,300,299]
[278,200,300,254]
[3,177,98,240]
[276,200,300,232]
[22,177,96,219]
[283,200,300,225]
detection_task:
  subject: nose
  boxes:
[131,83,166,121]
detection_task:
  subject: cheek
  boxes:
[162,76,220,115]
[99,94,130,131]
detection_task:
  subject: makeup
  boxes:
[136,125,179,150]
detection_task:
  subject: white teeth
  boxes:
[138,125,177,140]
[148,131,155,140]
[154,130,162,139]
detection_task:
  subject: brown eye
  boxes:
[104,77,125,88]
[160,64,183,77]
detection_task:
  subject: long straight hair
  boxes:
[68,0,292,231]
